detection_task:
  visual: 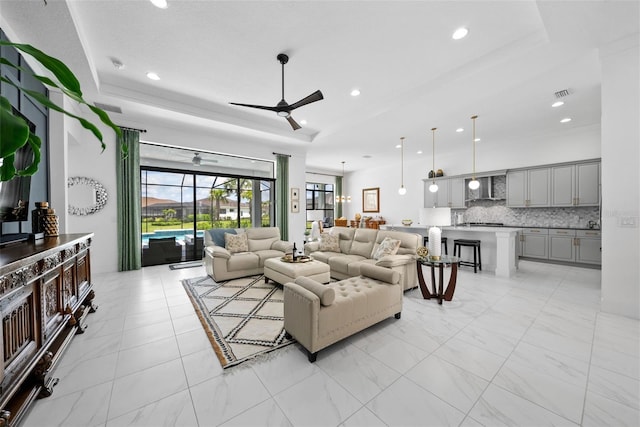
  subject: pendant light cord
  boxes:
[400,137,405,187]
[432,128,437,185]
[471,115,477,179]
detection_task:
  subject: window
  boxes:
[305,182,334,228]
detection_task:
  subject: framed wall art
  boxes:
[362,187,380,213]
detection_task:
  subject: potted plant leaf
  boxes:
[0,41,122,182]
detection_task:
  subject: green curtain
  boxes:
[335,176,343,218]
[116,129,141,271]
[275,154,289,240]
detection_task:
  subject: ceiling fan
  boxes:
[191,152,218,166]
[230,53,324,130]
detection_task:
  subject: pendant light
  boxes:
[335,161,351,203]
[429,128,438,193]
[398,137,407,195]
[468,115,480,190]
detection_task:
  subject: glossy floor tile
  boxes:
[21,261,640,427]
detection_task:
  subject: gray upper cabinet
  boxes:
[551,161,600,207]
[507,168,550,207]
[423,177,465,208]
[576,162,600,206]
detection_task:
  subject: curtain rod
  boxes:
[118,125,147,133]
[272,152,291,157]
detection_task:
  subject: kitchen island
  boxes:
[381,224,521,277]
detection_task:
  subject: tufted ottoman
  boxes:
[283,264,402,362]
[264,257,330,285]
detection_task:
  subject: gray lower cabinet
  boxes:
[520,228,601,265]
[549,229,576,261]
[576,230,602,264]
[521,228,549,259]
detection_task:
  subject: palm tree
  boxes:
[210,188,228,221]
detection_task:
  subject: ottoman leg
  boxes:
[265,276,269,283]
[307,350,318,363]
[395,312,401,319]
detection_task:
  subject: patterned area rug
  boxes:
[182,275,295,368]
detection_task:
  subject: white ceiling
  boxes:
[1,0,638,175]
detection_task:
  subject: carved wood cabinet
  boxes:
[0,234,95,426]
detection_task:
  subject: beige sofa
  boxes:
[204,227,293,282]
[303,227,421,291]
[284,264,402,362]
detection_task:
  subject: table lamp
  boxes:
[420,207,451,260]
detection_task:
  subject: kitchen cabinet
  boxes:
[424,177,465,208]
[548,229,576,262]
[576,230,601,265]
[507,168,550,207]
[551,162,600,207]
[520,228,548,259]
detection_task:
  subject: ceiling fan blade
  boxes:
[229,102,279,112]
[286,115,301,130]
[289,90,324,111]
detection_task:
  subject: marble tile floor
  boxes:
[22,261,639,427]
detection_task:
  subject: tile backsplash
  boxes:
[455,200,599,228]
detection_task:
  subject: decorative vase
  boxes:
[31,201,49,234]
[43,209,59,237]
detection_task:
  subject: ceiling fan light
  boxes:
[277,111,289,117]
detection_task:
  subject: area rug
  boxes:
[182,275,295,368]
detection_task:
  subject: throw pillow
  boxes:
[318,233,341,252]
[372,237,401,260]
[208,228,236,247]
[225,232,248,253]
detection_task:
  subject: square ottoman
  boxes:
[264,257,330,285]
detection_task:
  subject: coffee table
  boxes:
[264,257,330,285]
[416,256,460,304]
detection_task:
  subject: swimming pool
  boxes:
[142,229,205,246]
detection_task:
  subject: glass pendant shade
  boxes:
[429,183,439,192]
[468,179,480,190]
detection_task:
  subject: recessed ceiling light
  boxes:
[300,119,307,125]
[552,101,564,108]
[452,27,469,40]
[560,117,572,123]
[417,150,423,154]
[150,0,168,9]
[456,128,464,133]
[395,144,401,149]
[350,89,361,97]
[146,72,160,80]
[363,155,372,158]
[474,138,481,142]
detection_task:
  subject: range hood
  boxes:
[465,176,505,201]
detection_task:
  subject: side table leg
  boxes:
[416,261,432,299]
[443,263,459,301]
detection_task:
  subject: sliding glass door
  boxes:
[141,168,275,266]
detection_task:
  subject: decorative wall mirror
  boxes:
[67,176,108,215]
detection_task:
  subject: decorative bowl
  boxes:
[402,219,413,226]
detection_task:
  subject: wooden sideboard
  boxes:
[0,234,96,426]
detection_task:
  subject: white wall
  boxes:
[600,34,640,319]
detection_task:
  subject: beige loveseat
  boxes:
[284,264,402,362]
[303,227,421,291]
[204,227,293,282]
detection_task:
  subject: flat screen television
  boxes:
[0,109,36,244]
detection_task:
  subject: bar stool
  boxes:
[453,239,482,273]
[423,236,448,255]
